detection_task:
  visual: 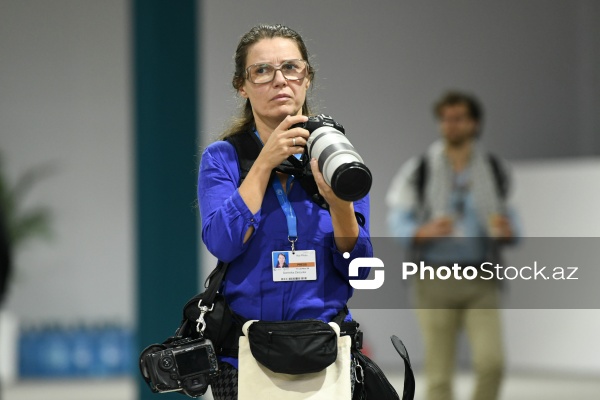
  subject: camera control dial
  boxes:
[160,356,174,370]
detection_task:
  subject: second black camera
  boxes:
[140,337,219,398]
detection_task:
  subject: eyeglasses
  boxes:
[245,59,309,84]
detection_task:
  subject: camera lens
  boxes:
[330,161,372,201]
[307,126,372,201]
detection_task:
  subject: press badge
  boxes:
[272,250,317,282]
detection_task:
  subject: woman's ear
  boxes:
[239,86,249,99]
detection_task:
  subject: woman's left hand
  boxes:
[309,158,350,210]
[310,158,359,252]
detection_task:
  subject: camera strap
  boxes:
[224,128,329,209]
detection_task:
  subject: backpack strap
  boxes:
[415,156,428,205]
[487,153,509,200]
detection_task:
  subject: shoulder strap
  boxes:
[225,128,329,209]
[415,155,428,204]
[202,260,229,301]
[224,130,263,185]
[487,153,508,200]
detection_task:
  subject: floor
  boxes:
[3,372,600,400]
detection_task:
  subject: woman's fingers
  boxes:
[259,115,310,166]
[278,114,309,136]
[310,158,328,194]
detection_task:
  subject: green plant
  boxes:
[0,153,54,251]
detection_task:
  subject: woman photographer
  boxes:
[198,24,372,399]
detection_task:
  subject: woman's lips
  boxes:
[272,94,291,101]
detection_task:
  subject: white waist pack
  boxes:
[238,320,352,400]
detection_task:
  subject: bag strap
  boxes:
[190,260,231,337]
[332,304,349,326]
[390,335,416,400]
[201,260,230,307]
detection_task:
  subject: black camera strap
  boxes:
[203,260,229,293]
[224,129,329,209]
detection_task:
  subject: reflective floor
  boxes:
[3,372,600,400]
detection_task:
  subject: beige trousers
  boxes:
[415,276,504,400]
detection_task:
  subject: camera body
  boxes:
[294,113,347,136]
[140,337,219,398]
[292,114,372,201]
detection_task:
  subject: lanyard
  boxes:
[253,128,299,252]
[272,177,298,252]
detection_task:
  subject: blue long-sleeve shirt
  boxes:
[198,139,373,324]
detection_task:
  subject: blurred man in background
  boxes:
[386,91,521,400]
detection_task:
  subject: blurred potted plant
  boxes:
[0,152,54,263]
[0,152,54,383]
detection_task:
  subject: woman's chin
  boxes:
[269,105,302,120]
[254,106,303,126]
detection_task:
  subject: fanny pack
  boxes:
[244,308,348,375]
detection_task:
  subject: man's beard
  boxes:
[446,133,472,147]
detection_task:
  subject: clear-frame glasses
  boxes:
[245,59,309,84]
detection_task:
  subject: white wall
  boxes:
[0,0,133,325]
[503,159,600,374]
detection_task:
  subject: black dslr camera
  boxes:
[139,337,219,398]
[291,114,372,202]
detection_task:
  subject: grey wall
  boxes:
[0,0,133,325]
[200,0,600,373]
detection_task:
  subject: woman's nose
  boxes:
[272,69,288,86]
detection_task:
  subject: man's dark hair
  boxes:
[433,90,483,123]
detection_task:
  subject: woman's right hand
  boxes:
[255,115,310,170]
[238,115,310,221]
